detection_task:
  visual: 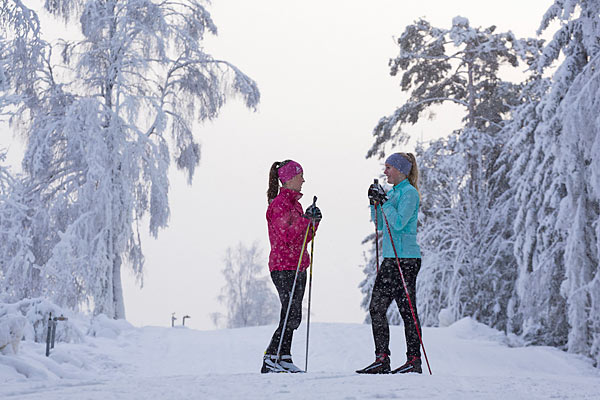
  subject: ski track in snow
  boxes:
[1,320,599,399]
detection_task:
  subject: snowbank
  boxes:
[0,299,136,385]
[0,314,26,355]
[0,298,83,344]
[0,316,598,399]
[88,314,133,339]
[0,298,89,381]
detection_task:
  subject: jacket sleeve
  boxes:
[381,189,418,231]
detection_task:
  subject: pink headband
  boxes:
[278,160,303,183]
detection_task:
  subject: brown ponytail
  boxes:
[267,160,292,203]
[267,162,281,204]
[401,152,420,198]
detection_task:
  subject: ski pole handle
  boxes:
[303,196,320,221]
[370,179,387,204]
[371,179,379,205]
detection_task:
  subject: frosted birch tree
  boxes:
[0,0,47,302]
[0,153,33,301]
[0,0,259,317]
[214,242,278,329]
[0,0,46,108]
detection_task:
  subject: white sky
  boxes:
[1,0,554,329]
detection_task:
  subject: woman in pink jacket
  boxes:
[261,160,321,373]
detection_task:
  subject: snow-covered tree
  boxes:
[0,0,259,318]
[0,152,34,302]
[362,17,541,331]
[214,242,278,329]
[367,16,540,159]
[496,73,569,346]
[1,1,58,302]
[0,0,46,111]
[412,138,463,327]
[507,0,600,365]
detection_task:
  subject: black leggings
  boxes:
[265,270,307,356]
[369,258,422,358]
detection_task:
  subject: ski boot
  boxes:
[261,354,286,373]
[391,356,422,374]
[356,353,390,374]
[279,355,304,373]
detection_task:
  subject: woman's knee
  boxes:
[288,312,302,330]
[369,300,385,322]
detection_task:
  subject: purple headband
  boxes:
[386,153,412,175]
[278,160,303,183]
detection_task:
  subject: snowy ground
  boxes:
[1,318,599,399]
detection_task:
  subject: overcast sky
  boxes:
[1,0,554,329]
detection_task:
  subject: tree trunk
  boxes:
[112,253,126,319]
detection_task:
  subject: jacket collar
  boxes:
[392,179,410,191]
[280,187,303,202]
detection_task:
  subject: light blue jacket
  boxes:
[370,179,421,259]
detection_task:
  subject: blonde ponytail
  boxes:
[401,152,420,198]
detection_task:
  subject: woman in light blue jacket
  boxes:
[357,152,423,375]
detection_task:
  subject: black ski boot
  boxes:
[356,353,390,374]
[261,354,286,373]
[391,356,422,374]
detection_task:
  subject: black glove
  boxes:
[368,183,387,205]
[304,204,322,222]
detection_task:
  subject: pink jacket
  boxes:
[267,188,318,272]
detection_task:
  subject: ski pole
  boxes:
[275,199,315,365]
[379,206,432,375]
[305,198,318,371]
[373,179,380,274]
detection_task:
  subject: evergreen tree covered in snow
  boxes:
[508,0,600,365]
[500,73,569,346]
[0,0,259,317]
[362,17,541,331]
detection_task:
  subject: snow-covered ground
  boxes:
[1,318,599,399]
